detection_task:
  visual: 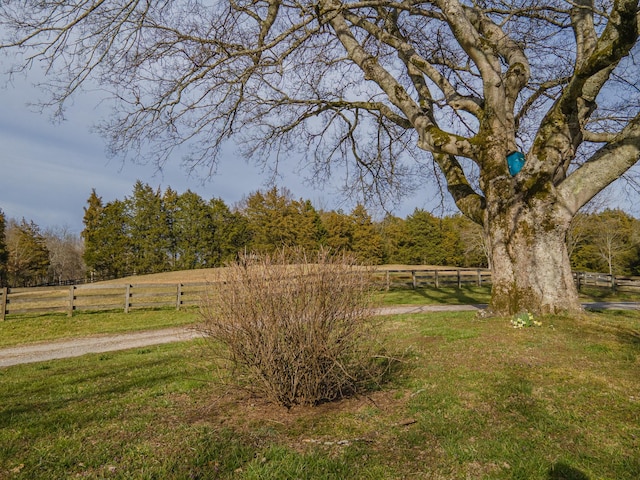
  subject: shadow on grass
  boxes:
[0,351,192,434]
[548,461,590,480]
[615,327,640,347]
[431,288,487,305]
[385,286,490,305]
[578,286,640,302]
[581,311,640,352]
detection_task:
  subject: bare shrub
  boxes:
[198,249,386,408]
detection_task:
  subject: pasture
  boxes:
[3,264,640,321]
[1,291,639,478]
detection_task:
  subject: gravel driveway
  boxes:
[0,327,203,367]
[1,302,636,367]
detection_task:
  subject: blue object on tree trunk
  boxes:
[507,151,525,176]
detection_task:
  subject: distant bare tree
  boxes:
[590,210,637,275]
[1,1,638,314]
[457,215,490,269]
[566,192,610,262]
[44,226,86,284]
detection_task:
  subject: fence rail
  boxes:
[573,271,640,290]
[0,282,210,320]
[376,268,492,290]
[2,268,639,320]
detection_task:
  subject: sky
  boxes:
[1,58,635,238]
[0,66,436,235]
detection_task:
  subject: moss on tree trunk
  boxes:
[485,187,582,316]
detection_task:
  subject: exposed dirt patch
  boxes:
[185,385,413,453]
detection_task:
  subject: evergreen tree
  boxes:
[379,214,407,264]
[321,210,353,252]
[162,186,180,269]
[91,200,131,279]
[209,198,249,265]
[81,189,104,278]
[439,216,468,267]
[382,212,486,267]
[297,199,326,251]
[243,187,292,252]
[127,181,170,274]
[243,187,322,253]
[172,190,217,270]
[6,219,50,287]
[0,209,8,287]
[396,209,444,265]
[349,204,384,264]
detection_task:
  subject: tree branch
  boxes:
[515,77,570,128]
[341,10,484,117]
[533,0,639,177]
[462,5,530,106]
[433,153,486,225]
[558,112,640,214]
[581,130,618,143]
[432,0,499,83]
[570,0,598,70]
[323,0,476,158]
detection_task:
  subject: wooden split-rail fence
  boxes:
[0,282,210,321]
[1,269,638,320]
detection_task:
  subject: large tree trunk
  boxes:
[484,179,582,316]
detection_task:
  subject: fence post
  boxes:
[411,271,416,289]
[434,270,439,289]
[1,287,7,321]
[457,269,462,289]
[386,271,390,291]
[176,283,182,310]
[477,269,482,287]
[124,284,131,313]
[68,285,75,317]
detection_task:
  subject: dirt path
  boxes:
[1,302,636,367]
[0,328,203,367]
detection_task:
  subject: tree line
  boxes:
[80,181,488,280]
[0,214,84,288]
[1,182,639,287]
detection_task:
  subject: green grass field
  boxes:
[1,303,639,479]
[2,284,639,349]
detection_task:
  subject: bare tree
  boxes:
[1,1,638,314]
[44,226,86,284]
[566,191,610,262]
[589,209,637,275]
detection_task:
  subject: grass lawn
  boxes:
[2,284,639,348]
[1,309,639,479]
